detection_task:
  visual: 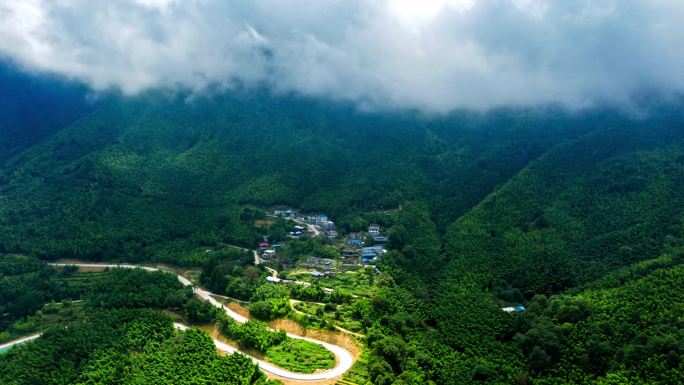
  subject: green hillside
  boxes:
[444,125,684,295]
[362,124,684,384]
[0,93,605,262]
[1,90,684,384]
[0,62,90,165]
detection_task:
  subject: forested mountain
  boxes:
[444,124,684,295]
[0,61,91,165]
[3,83,680,261]
[0,87,616,261]
[0,259,271,385]
[1,69,684,384]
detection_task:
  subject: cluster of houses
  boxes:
[301,213,339,239]
[266,276,287,284]
[293,224,387,272]
[305,256,336,270]
[265,271,334,289]
[273,208,338,239]
[273,209,297,218]
[266,210,388,270]
[258,242,284,261]
[342,224,387,265]
[272,209,390,246]
[289,224,309,238]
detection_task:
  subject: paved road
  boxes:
[218,243,251,252]
[0,333,42,352]
[50,263,355,382]
[229,242,337,295]
[213,243,357,296]
[267,214,321,237]
[293,219,321,237]
[173,322,352,381]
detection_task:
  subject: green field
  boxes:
[265,338,336,374]
[290,270,374,297]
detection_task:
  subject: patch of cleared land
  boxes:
[265,338,336,374]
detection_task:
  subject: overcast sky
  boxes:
[1,0,683,112]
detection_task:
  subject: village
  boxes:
[257,208,386,283]
[256,207,524,313]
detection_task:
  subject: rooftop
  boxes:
[362,246,383,251]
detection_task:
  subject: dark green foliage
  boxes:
[363,251,684,385]
[0,93,610,263]
[0,259,276,384]
[248,301,277,321]
[264,338,336,374]
[259,217,296,243]
[383,202,441,278]
[2,80,684,384]
[85,268,191,309]
[0,255,83,331]
[0,61,91,165]
[348,127,684,384]
[200,249,264,300]
[444,127,684,296]
[0,309,267,385]
[218,315,287,353]
[279,238,338,260]
[182,297,220,323]
[289,284,326,303]
[511,255,684,384]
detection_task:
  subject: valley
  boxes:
[1,52,683,385]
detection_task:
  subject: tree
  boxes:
[248,301,275,321]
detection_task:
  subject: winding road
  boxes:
[288,217,321,237]
[0,334,42,353]
[49,263,356,382]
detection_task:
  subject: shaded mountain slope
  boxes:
[0,92,601,262]
[442,125,684,296]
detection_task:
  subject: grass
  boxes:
[290,270,374,296]
[264,338,336,373]
[337,350,371,385]
[59,272,108,292]
[0,300,88,345]
[293,301,327,316]
[291,298,367,333]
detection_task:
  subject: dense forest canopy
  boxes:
[0,61,91,164]
[2,64,682,262]
[1,63,683,384]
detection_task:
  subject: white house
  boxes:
[368,224,380,236]
[502,306,525,313]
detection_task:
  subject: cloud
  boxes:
[1,0,683,112]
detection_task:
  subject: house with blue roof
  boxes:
[347,238,363,246]
[502,306,526,313]
[362,246,383,253]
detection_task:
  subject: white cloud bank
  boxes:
[1,0,684,112]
